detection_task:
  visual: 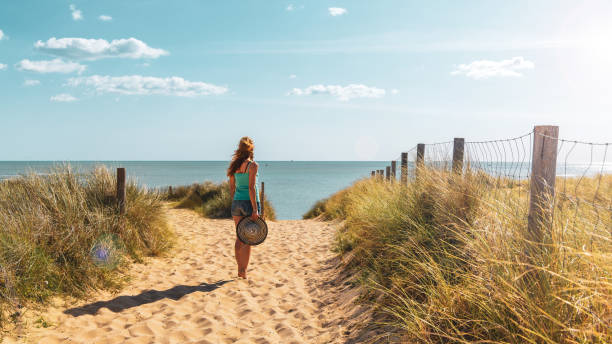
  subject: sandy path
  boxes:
[12,208,365,344]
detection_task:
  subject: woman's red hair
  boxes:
[227,137,254,176]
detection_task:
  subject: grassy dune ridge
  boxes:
[305,170,611,343]
[0,166,173,324]
[163,181,277,221]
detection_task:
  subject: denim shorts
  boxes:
[231,200,261,217]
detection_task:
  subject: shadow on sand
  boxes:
[63,280,232,317]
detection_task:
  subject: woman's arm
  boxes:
[248,162,259,220]
[229,175,236,200]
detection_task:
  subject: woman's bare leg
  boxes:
[233,216,251,278]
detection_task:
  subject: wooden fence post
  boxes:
[385,166,391,181]
[452,138,465,175]
[527,125,559,243]
[401,152,408,184]
[391,160,397,181]
[371,171,375,177]
[116,168,126,215]
[416,144,425,180]
[260,182,265,218]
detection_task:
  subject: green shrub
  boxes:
[309,170,611,343]
[168,181,276,221]
[0,166,173,323]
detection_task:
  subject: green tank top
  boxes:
[233,161,260,202]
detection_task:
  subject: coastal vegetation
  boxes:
[0,166,173,325]
[305,170,611,343]
[163,181,277,221]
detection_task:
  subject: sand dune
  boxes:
[6,208,377,344]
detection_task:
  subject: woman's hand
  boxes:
[251,210,259,221]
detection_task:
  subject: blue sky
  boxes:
[0,0,611,161]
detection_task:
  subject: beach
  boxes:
[6,208,374,344]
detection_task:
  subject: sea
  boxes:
[0,161,390,220]
[0,161,610,220]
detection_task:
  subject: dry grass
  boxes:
[307,170,611,343]
[163,182,277,221]
[0,166,173,325]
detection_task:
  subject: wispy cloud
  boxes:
[391,89,400,95]
[0,63,7,70]
[35,37,168,60]
[328,7,347,16]
[69,4,83,21]
[202,31,574,55]
[289,74,297,79]
[24,79,41,86]
[286,4,303,11]
[17,58,86,74]
[451,56,535,79]
[98,15,112,21]
[0,29,5,41]
[50,93,77,102]
[68,75,229,97]
[288,84,385,101]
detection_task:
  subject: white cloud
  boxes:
[0,63,7,70]
[35,37,169,60]
[0,29,4,41]
[391,89,400,95]
[98,15,112,21]
[68,75,229,97]
[289,74,297,79]
[286,4,303,11]
[328,7,347,16]
[70,4,83,21]
[288,84,385,101]
[24,79,41,86]
[451,56,535,80]
[50,93,77,102]
[17,58,86,74]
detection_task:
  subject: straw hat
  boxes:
[236,217,268,245]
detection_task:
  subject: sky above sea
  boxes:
[0,1,611,161]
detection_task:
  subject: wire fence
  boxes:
[371,126,611,236]
[368,126,611,340]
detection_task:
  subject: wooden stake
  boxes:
[527,126,559,243]
[385,166,391,181]
[391,160,397,181]
[260,182,265,218]
[401,152,408,184]
[452,138,465,175]
[416,144,425,180]
[117,168,126,215]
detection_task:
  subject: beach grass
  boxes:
[164,182,277,221]
[0,166,173,325]
[305,170,611,343]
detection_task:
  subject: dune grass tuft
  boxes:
[307,170,611,343]
[0,166,173,324]
[164,182,276,221]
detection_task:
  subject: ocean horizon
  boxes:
[0,161,394,220]
[2,160,610,220]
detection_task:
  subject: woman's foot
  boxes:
[238,269,247,279]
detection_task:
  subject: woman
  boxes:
[227,137,260,279]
